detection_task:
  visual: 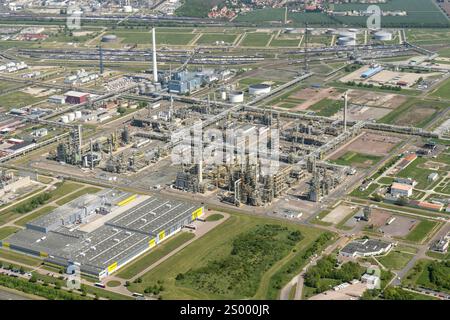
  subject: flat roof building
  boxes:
[340,238,392,258]
[390,182,413,198]
[1,190,204,279]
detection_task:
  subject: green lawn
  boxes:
[0,91,48,110]
[332,151,382,168]
[116,232,195,280]
[270,38,300,47]
[111,31,195,45]
[377,250,415,270]
[240,33,272,47]
[0,249,42,267]
[0,226,21,240]
[308,98,343,117]
[430,76,450,99]
[14,206,57,227]
[48,181,83,200]
[405,220,438,243]
[127,212,327,299]
[205,214,224,222]
[397,157,446,189]
[196,33,238,45]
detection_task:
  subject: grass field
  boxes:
[405,220,438,243]
[308,98,343,117]
[0,91,48,110]
[175,0,224,18]
[0,249,42,267]
[240,33,272,47]
[196,33,238,45]
[332,151,382,168]
[117,232,195,280]
[269,38,300,47]
[377,248,416,270]
[430,77,450,99]
[110,31,195,45]
[127,212,327,299]
[0,226,21,240]
[205,214,224,222]
[379,99,447,128]
[397,157,446,189]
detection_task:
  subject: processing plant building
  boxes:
[1,189,204,278]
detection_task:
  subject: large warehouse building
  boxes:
[1,189,204,278]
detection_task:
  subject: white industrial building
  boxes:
[390,182,413,197]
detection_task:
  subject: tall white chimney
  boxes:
[152,28,158,83]
[343,91,348,132]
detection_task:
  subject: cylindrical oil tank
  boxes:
[374,31,392,41]
[221,91,227,100]
[67,113,75,122]
[339,31,356,39]
[337,36,356,46]
[75,111,82,119]
[248,83,271,95]
[101,34,117,43]
[228,91,244,103]
[61,115,69,123]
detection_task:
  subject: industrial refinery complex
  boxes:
[0,0,448,304]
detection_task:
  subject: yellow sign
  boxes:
[107,262,118,273]
[2,242,9,248]
[191,207,203,220]
[117,194,137,207]
[148,238,156,248]
[158,231,165,241]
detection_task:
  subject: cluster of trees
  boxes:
[267,232,334,298]
[0,274,88,300]
[14,192,51,214]
[428,260,450,291]
[304,255,365,293]
[176,224,303,298]
[345,81,402,92]
[144,281,165,295]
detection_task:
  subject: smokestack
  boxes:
[152,28,158,83]
[343,91,348,132]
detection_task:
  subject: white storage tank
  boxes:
[228,91,244,103]
[75,111,82,119]
[339,31,356,39]
[67,113,75,122]
[221,91,227,100]
[248,83,271,95]
[337,36,356,46]
[374,31,392,41]
[61,115,69,123]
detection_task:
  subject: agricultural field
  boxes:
[379,99,448,128]
[333,0,450,28]
[127,212,331,299]
[175,0,224,18]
